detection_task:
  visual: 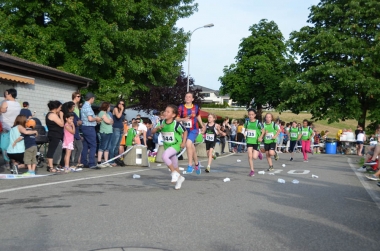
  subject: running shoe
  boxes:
[175,176,185,190]
[21,172,32,176]
[356,167,367,172]
[212,152,217,160]
[267,166,274,171]
[366,175,380,181]
[274,152,279,161]
[171,171,180,183]
[249,170,255,177]
[195,163,201,175]
[290,157,293,161]
[11,164,18,175]
[304,160,309,162]
[258,151,263,160]
[205,166,211,173]
[186,165,194,173]
[364,160,377,166]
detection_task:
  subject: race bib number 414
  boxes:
[266,133,274,140]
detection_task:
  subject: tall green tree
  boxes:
[280,0,380,128]
[0,0,197,103]
[219,19,291,121]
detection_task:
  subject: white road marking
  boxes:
[348,158,380,210]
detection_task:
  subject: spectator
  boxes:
[356,129,366,156]
[219,124,227,154]
[72,91,82,117]
[146,119,155,152]
[97,102,114,168]
[223,117,231,152]
[19,101,33,119]
[137,117,147,146]
[80,93,101,169]
[7,115,38,174]
[45,100,64,173]
[230,119,237,153]
[313,130,321,154]
[109,100,125,166]
[276,121,285,153]
[236,120,245,153]
[0,88,21,170]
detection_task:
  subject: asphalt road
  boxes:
[0,152,379,251]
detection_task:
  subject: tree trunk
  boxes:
[358,106,367,128]
[256,103,263,122]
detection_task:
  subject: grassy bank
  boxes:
[202,109,359,136]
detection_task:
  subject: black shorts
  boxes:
[289,140,298,153]
[205,141,216,151]
[8,153,24,164]
[264,142,276,151]
[247,144,260,151]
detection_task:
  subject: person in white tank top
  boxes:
[0,88,21,169]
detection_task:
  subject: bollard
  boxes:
[124,145,150,167]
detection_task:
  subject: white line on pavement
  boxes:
[348,158,380,210]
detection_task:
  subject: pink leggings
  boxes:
[162,147,178,167]
[301,140,311,160]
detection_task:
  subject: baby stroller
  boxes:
[35,125,48,170]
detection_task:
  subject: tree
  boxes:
[131,71,203,113]
[0,0,197,103]
[280,0,380,128]
[219,19,291,121]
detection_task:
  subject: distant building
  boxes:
[194,85,232,106]
[0,52,94,125]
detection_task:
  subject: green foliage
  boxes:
[219,19,292,121]
[201,102,229,108]
[0,0,198,103]
[279,0,380,129]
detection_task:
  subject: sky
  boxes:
[176,0,321,91]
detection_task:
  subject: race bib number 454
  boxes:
[162,132,175,143]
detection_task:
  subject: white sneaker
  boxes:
[175,176,185,190]
[171,171,180,183]
[356,167,366,172]
[97,163,107,168]
[105,163,113,167]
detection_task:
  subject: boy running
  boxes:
[153,105,187,190]
[244,109,264,176]
[177,92,203,175]
[288,121,300,161]
[201,114,220,173]
[262,113,280,171]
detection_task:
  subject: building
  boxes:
[0,52,94,124]
[194,85,232,106]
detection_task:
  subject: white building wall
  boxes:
[8,76,78,125]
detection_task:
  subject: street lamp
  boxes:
[186,23,214,92]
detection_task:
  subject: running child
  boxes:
[153,104,187,190]
[288,121,300,161]
[62,113,75,173]
[201,113,220,173]
[244,109,264,176]
[299,119,313,162]
[177,92,203,175]
[262,113,280,171]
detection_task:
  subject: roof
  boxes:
[0,52,94,86]
[194,85,230,98]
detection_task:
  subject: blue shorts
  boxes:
[186,129,199,143]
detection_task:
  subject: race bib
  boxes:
[206,134,215,141]
[265,133,274,140]
[246,130,256,138]
[184,120,192,128]
[302,131,308,136]
[291,133,297,138]
[162,132,175,143]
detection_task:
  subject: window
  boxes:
[203,93,210,97]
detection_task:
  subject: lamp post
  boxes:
[186,23,214,92]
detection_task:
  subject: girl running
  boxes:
[153,105,187,190]
[288,121,300,161]
[300,119,313,162]
[262,113,280,171]
[244,109,264,176]
[62,113,75,173]
[201,114,220,173]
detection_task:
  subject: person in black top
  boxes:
[19,101,33,119]
[109,100,125,166]
[45,100,64,173]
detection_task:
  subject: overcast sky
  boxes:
[176,0,321,91]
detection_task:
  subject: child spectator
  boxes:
[62,113,75,173]
[21,119,38,175]
[356,130,366,156]
[126,121,140,148]
[313,130,321,154]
